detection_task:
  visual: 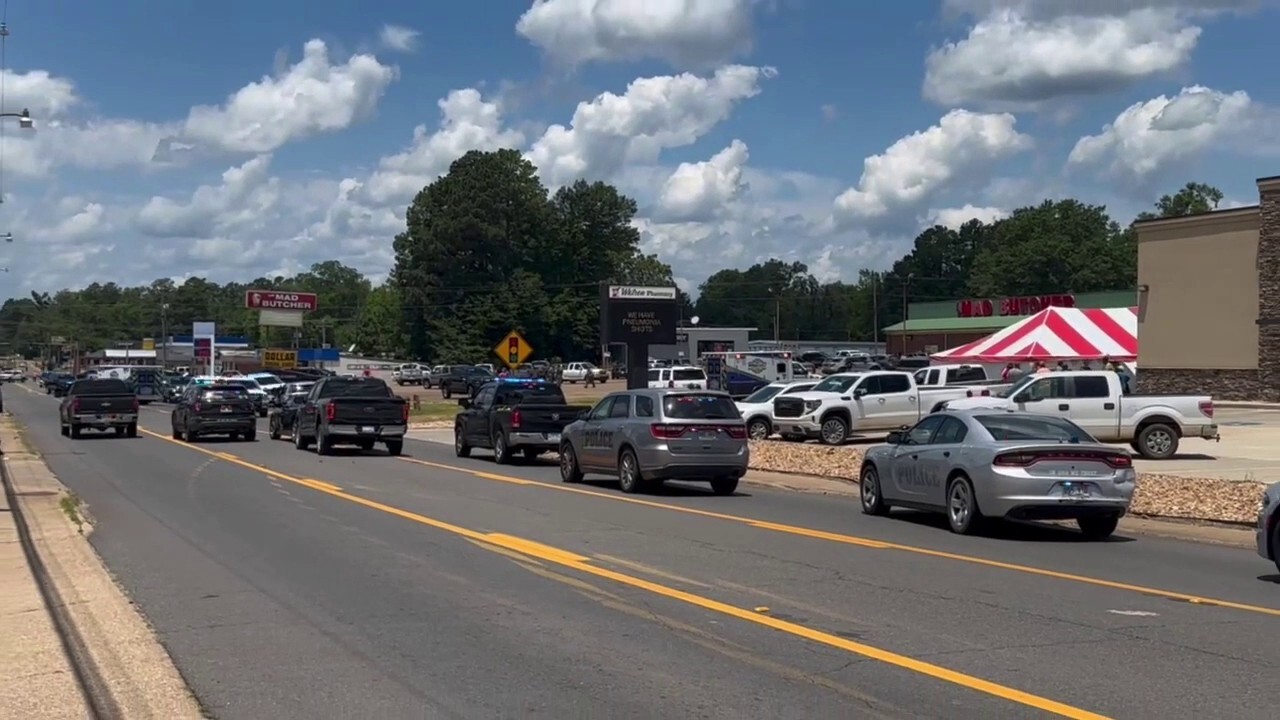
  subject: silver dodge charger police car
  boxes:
[1258,481,1280,573]
[859,409,1136,540]
[559,388,749,495]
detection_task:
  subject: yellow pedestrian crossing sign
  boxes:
[493,329,533,369]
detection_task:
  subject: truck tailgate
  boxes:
[74,396,136,415]
[330,398,406,425]
[512,404,589,433]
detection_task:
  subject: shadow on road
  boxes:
[885,509,1136,543]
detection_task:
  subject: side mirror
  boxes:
[885,431,904,445]
[457,398,471,408]
[1015,393,1038,403]
[853,387,868,397]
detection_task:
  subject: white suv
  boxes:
[648,366,707,389]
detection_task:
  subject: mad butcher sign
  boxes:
[244,290,319,312]
[956,294,1075,318]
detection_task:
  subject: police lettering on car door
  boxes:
[583,396,618,449]
[901,463,941,488]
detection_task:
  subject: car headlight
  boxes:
[803,399,822,413]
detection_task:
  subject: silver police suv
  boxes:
[558,388,749,495]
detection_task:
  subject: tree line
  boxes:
[0,149,1221,363]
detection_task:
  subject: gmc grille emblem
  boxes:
[551,413,560,420]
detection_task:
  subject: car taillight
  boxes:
[401,403,410,422]
[650,424,688,439]
[326,403,336,422]
[70,399,80,413]
[1199,400,1214,418]
[995,450,1133,469]
[511,409,522,429]
[192,402,202,413]
[725,425,747,439]
[132,398,140,412]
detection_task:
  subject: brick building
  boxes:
[1136,175,1280,401]
[883,290,1137,356]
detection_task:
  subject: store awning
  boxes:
[930,307,1138,362]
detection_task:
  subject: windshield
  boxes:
[811,375,860,393]
[224,379,261,390]
[580,362,597,369]
[647,369,661,382]
[251,374,282,385]
[673,368,706,381]
[662,394,740,420]
[997,374,1037,398]
[975,414,1093,443]
[742,385,784,404]
[319,379,394,398]
[202,387,249,401]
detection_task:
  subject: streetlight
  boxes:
[0,108,35,130]
[901,273,915,356]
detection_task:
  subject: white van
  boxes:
[648,365,708,389]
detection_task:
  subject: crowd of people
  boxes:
[999,357,1133,393]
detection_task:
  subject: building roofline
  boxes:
[1131,205,1259,230]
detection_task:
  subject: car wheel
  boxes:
[1077,514,1120,541]
[710,476,739,496]
[269,419,281,440]
[1272,520,1280,574]
[357,439,375,451]
[617,448,644,494]
[747,417,772,441]
[294,428,311,450]
[385,440,404,457]
[242,428,256,442]
[70,424,82,439]
[1136,423,1179,460]
[442,386,452,399]
[60,423,69,437]
[317,432,334,455]
[492,432,512,464]
[859,464,889,516]
[945,474,984,535]
[454,424,471,457]
[126,423,138,439]
[185,428,199,443]
[559,442,583,483]
[819,415,848,445]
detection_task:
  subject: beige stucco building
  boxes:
[1136,175,1280,400]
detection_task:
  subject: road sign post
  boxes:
[493,330,533,370]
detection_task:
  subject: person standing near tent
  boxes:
[1034,361,1051,375]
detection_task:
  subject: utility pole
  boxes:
[773,297,780,343]
[901,273,914,356]
[160,303,170,369]
[871,274,879,348]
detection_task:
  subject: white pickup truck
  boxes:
[941,370,1219,459]
[771,371,983,445]
[562,362,608,383]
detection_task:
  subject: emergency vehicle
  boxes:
[701,351,798,398]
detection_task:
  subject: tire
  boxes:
[170,422,181,440]
[385,440,404,456]
[60,423,69,437]
[945,474,984,535]
[710,476,739,495]
[317,431,334,455]
[442,386,452,399]
[126,423,138,439]
[115,426,126,437]
[746,417,772,441]
[185,427,199,443]
[617,448,644,494]
[70,424,81,439]
[1272,520,1280,575]
[454,424,471,457]
[1135,423,1179,460]
[269,419,281,440]
[559,441,583,483]
[242,428,256,442]
[1077,514,1120,541]
[818,414,849,445]
[859,464,889,516]
[357,439,375,451]
[294,427,311,450]
[492,431,512,464]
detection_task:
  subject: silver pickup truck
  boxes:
[942,370,1217,459]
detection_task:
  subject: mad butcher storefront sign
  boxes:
[955,294,1075,318]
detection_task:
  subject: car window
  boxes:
[857,375,882,395]
[662,394,739,420]
[201,387,249,401]
[673,368,706,381]
[473,386,496,408]
[1021,377,1067,401]
[904,415,945,445]
[588,397,616,420]
[635,395,655,417]
[743,385,784,404]
[878,374,912,393]
[952,366,987,383]
[608,396,631,418]
[933,417,969,444]
[812,375,860,393]
[1073,376,1110,398]
[784,383,816,394]
[913,369,927,384]
[975,414,1093,443]
[647,369,661,383]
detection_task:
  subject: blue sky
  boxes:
[4,0,1279,297]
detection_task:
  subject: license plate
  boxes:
[360,426,376,434]
[545,433,560,443]
[699,430,718,440]
[1063,484,1091,498]
[221,406,232,413]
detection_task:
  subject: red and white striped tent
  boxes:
[930,306,1138,363]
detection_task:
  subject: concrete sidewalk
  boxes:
[0,420,203,719]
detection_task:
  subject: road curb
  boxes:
[0,420,205,719]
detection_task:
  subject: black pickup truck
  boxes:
[59,378,140,438]
[454,379,591,464]
[293,376,409,456]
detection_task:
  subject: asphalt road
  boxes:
[9,386,1280,720]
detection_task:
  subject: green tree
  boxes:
[1136,181,1224,221]
[352,284,407,358]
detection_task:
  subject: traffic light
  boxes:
[507,336,519,364]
